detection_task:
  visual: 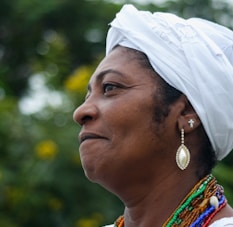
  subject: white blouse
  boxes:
[209,217,233,226]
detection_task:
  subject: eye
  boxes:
[103,83,118,93]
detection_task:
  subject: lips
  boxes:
[79,132,107,144]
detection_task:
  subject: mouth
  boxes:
[79,132,107,144]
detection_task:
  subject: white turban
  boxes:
[106,4,233,160]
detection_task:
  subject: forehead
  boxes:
[89,46,155,84]
[98,46,141,71]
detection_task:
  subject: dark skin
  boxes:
[73,46,233,226]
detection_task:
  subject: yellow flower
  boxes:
[35,140,58,160]
[75,218,99,227]
[65,66,92,93]
[48,197,63,211]
[75,213,103,227]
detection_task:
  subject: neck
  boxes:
[114,174,226,227]
[116,171,201,227]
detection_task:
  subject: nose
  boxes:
[73,100,98,126]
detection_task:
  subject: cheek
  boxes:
[104,106,141,140]
[105,101,159,155]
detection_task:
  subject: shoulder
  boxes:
[209,217,233,227]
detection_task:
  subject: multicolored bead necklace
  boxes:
[114,175,227,227]
[114,216,124,227]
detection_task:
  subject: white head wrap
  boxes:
[106,4,233,160]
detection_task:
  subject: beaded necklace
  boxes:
[114,175,227,227]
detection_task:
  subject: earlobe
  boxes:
[178,115,201,133]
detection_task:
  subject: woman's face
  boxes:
[73,47,177,191]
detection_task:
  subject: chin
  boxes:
[81,161,96,180]
[80,153,108,182]
[81,160,103,184]
[83,169,98,183]
[83,165,112,192]
[84,167,118,194]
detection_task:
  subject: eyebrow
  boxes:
[87,69,124,92]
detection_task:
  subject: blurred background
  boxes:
[0,0,232,226]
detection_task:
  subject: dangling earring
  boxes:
[176,128,190,170]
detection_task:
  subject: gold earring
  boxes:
[176,128,190,170]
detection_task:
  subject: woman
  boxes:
[73,4,233,227]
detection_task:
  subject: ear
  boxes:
[177,95,201,133]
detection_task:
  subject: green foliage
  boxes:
[0,0,233,226]
[0,0,121,97]
[213,155,233,206]
[0,91,123,226]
